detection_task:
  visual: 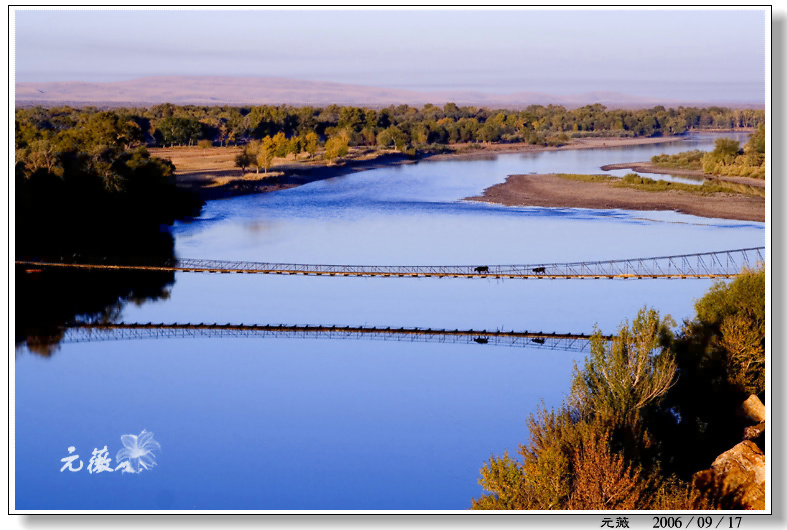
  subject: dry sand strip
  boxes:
[467,173,765,223]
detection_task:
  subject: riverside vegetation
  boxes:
[651,123,765,180]
[15,103,764,256]
[17,103,763,166]
[15,111,202,354]
[472,267,765,510]
[557,173,764,197]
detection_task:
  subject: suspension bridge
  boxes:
[61,322,610,353]
[17,247,764,279]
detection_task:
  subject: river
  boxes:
[15,133,764,510]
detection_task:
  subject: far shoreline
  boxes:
[163,134,700,201]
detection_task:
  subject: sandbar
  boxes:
[467,173,765,223]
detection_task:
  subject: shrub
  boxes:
[473,308,679,510]
[651,150,704,170]
[472,271,766,510]
[688,266,765,395]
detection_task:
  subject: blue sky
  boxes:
[13,8,767,102]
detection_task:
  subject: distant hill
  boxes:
[14,76,763,109]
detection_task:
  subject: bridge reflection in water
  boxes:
[62,323,612,353]
[18,247,764,280]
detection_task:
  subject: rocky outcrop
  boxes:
[740,394,766,423]
[744,422,765,446]
[693,395,766,510]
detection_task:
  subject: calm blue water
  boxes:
[15,133,764,510]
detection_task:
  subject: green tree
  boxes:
[711,137,742,158]
[743,123,765,167]
[235,150,252,173]
[376,126,408,152]
[337,107,365,132]
[287,135,304,159]
[270,131,289,158]
[359,127,377,147]
[156,116,202,146]
[652,266,765,479]
[242,140,260,172]
[746,123,765,155]
[684,266,765,395]
[323,136,349,163]
[304,132,320,159]
[476,123,501,143]
[18,139,61,176]
[257,137,276,173]
[571,309,676,430]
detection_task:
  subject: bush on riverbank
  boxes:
[618,173,732,194]
[701,132,765,179]
[651,150,705,170]
[472,268,766,510]
[555,173,761,197]
[651,124,765,180]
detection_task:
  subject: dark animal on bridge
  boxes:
[474,266,489,273]
[474,337,489,344]
[532,266,546,274]
[531,337,546,344]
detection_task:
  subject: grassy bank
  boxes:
[556,173,764,197]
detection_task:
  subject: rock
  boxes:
[743,421,765,444]
[692,397,766,509]
[712,441,765,481]
[694,441,765,510]
[740,395,765,423]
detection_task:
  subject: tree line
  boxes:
[16,103,765,158]
[15,108,203,261]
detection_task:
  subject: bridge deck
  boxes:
[16,246,764,280]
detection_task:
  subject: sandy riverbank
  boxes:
[153,135,689,200]
[467,173,764,222]
[152,146,416,200]
[600,161,766,189]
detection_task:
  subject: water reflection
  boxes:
[14,133,765,510]
[16,264,176,356]
[59,322,603,353]
[627,171,707,185]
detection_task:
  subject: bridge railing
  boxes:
[174,247,763,276]
[18,247,764,278]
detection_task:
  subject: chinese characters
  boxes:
[60,430,160,474]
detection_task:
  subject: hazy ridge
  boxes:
[15,76,762,109]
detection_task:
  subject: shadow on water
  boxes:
[15,225,180,356]
[16,263,176,357]
[15,153,204,355]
